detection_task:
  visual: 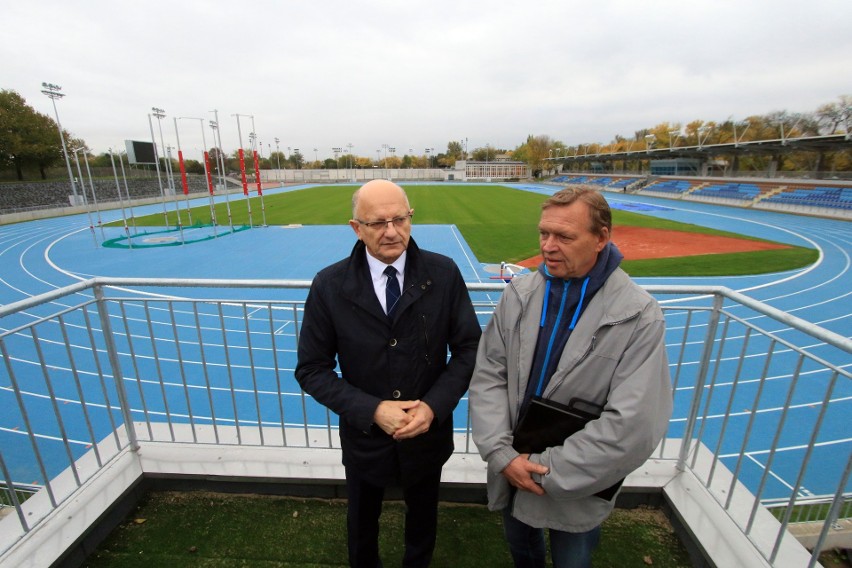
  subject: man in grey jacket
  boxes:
[469,187,672,568]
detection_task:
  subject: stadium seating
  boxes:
[642,179,694,194]
[763,186,852,210]
[690,183,762,201]
[0,176,211,213]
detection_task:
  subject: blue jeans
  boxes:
[502,508,601,568]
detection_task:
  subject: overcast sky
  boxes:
[3,0,851,161]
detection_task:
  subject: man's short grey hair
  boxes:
[542,187,612,235]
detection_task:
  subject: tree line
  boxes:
[2,88,849,182]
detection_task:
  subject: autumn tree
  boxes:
[471,146,505,161]
[513,135,553,176]
[815,96,852,135]
[0,89,79,180]
[445,140,465,163]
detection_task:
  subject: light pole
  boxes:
[153,109,178,198]
[40,82,79,205]
[149,108,171,228]
[346,143,354,181]
[209,113,233,231]
[668,130,680,151]
[381,143,389,179]
[643,134,656,174]
[274,137,281,182]
[333,147,342,177]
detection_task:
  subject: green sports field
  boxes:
[119,184,818,277]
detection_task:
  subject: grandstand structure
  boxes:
[547,132,852,179]
[550,173,852,219]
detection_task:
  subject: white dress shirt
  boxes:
[365,250,406,315]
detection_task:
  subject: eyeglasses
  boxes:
[355,213,414,230]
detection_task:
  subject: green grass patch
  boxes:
[84,491,692,567]
[766,499,852,524]
[622,247,819,277]
[112,184,817,277]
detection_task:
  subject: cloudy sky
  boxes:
[3,0,850,161]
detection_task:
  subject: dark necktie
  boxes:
[384,265,401,317]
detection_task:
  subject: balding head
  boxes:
[351,179,410,219]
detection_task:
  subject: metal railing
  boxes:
[1,278,849,566]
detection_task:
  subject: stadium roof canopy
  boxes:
[548,133,852,165]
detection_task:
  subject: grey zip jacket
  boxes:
[469,267,673,532]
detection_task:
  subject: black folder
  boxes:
[512,396,624,501]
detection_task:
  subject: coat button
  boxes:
[392,390,402,399]
[389,338,397,347]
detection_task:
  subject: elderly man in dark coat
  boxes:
[295,179,481,567]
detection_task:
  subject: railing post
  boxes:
[0,453,29,532]
[93,283,139,452]
[806,453,852,568]
[677,292,724,471]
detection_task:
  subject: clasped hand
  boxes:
[373,399,434,440]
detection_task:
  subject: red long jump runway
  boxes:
[517,225,793,268]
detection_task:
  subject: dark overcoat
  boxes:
[295,238,481,485]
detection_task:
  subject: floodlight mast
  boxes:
[333,147,342,173]
[148,108,171,228]
[668,130,681,151]
[151,107,184,243]
[274,138,281,182]
[41,82,79,205]
[209,111,233,231]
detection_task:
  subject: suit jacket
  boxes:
[295,237,481,485]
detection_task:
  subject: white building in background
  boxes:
[452,159,530,182]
